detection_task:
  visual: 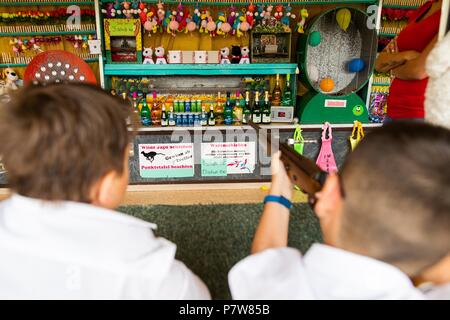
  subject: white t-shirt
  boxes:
[0,194,210,300]
[229,244,449,300]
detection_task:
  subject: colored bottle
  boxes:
[281,74,293,106]
[168,106,176,126]
[161,105,168,127]
[243,91,251,124]
[208,105,216,126]
[200,105,208,126]
[140,94,152,126]
[252,91,261,124]
[233,90,243,125]
[262,91,272,124]
[224,92,233,125]
[272,74,282,106]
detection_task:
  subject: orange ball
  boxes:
[320,77,335,93]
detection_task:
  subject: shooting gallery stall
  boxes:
[0,0,406,187]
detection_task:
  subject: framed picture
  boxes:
[104,19,142,64]
[251,31,291,63]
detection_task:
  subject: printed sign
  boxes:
[139,143,194,178]
[201,142,256,177]
[324,99,347,108]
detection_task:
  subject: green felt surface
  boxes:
[119,204,323,300]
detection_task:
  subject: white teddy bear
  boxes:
[220,47,230,64]
[143,47,154,64]
[239,46,250,64]
[155,46,167,64]
[424,32,450,130]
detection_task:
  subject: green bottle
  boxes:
[281,74,293,106]
[243,91,251,124]
[252,91,261,124]
[140,94,152,126]
[262,91,272,124]
[224,92,233,125]
[208,105,215,126]
[161,105,168,127]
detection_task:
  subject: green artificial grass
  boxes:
[119,204,323,300]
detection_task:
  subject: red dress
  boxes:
[387,1,441,119]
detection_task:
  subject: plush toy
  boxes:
[239,46,250,64]
[216,12,226,36]
[297,8,309,33]
[155,46,167,64]
[281,5,296,26]
[220,47,231,64]
[101,3,115,18]
[228,6,238,31]
[265,5,273,19]
[192,4,201,27]
[156,2,165,26]
[0,68,20,94]
[199,10,209,33]
[274,5,283,21]
[206,16,217,37]
[254,4,265,23]
[138,2,148,24]
[231,46,241,64]
[246,4,255,28]
[143,47,154,64]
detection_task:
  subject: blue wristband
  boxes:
[264,195,293,210]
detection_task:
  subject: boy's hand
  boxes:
[270,151,293,201]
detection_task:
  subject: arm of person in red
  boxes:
[391,35,438,80]
[374,38,421,73]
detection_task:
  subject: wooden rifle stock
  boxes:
[248,121,327,207]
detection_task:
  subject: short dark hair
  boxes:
[0,84,131,203]
[339,123,450,275]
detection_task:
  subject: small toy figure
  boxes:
[231,46,241,64]
[0,68,20,95]
[246,4,255,28]
[143,47,154,64]
[297,9,309,33]
[281,5,296,26]
[274,5,283,21]
[155,46,167,64]
[220,47,231,64]
[239,46,250,64]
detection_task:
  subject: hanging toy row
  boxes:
[0,23,96,34]
[0,9,96,24]
[101,2,305,37]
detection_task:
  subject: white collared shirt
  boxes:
[229,244,449,300]
[0,194,210,300]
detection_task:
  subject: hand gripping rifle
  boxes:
[248,121,327,207]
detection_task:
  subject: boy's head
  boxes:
[315,123,450,277]
[0,84,131,209]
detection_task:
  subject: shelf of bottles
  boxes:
[118,73,295,131]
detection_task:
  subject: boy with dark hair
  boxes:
[0,84,210,299]
[229,123,450,299]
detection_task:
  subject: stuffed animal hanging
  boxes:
[316,122,338,173]
[349,121,364,151]
[297,8,309,33]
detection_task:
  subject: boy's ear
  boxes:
[90,170,127,210]
[314,173,343,222]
